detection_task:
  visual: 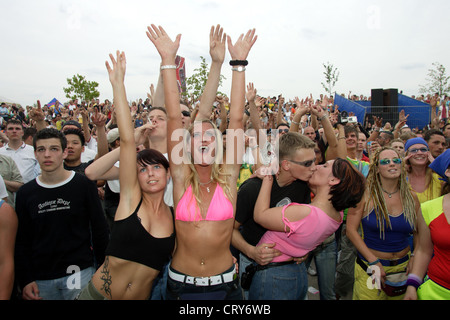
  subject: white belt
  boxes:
[168,265,236,287]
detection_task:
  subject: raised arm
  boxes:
[146,25,183,177]
[90,108,108,159]
[105,51,139,204]
[226,28,257,172]
[197,25,227,120]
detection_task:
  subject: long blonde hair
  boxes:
[364,147,417,239]
[183,119,232,220]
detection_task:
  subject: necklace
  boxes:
[382,187,399,198]
[199,178,213,193]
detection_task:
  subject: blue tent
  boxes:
[333,93,431,130]
[47,98,64,114]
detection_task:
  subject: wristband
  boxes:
[291,120,300,125]
[369,258,380,266]
[406,274,423,289]
[160,65,177,70]
[230,60,248,66]
[231,66,246,72]
[318,114,328,121]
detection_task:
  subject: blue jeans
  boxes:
[150,262,169,300]
[305,239,337,300]
[35,267,95,300]
[166,265,243,300]
[239,253,253,300]
[248,262,308,300]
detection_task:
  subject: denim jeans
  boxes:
[305,239,337,300]
[166,265,243,300]
[248,262,308,300]
[150,262,169,300]
[239,253,253,300]
[35,267,95,300]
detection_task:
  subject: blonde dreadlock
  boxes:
[364,147,417,239]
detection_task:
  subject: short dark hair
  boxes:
[424,128,445,142]
[276,122,290,129]
[63,128,85,145]
[329,158,366,211]
[6,119,23,129]
[33,128,67,150]
[23,127,37,141]
[137,148,169,171]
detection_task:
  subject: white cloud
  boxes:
[1,0,450,106]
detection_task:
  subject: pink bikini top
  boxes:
[175,183,234,222]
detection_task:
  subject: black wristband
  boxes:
[229,60,248,66]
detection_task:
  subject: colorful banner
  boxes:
[175,55,186,94]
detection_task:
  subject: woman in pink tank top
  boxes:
[248,158,365,300]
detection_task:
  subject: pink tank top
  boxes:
[258,203,343,262]
[175,184,234,222]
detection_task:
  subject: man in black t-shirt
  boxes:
[14,128,109,300]
[232,132,316,299]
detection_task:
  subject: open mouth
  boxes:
[199,146,210,153]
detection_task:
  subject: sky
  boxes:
[1,0,449,107]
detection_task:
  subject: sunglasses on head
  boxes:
[287,159,316,167]
[408,147,428,154]
[379,158,402,166]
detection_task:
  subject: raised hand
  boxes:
[146,24,181,63]
[29,100,45,122]
[246,82,257,103]
[105,50,126,87]
[91,108,107,127]
[209,24,226,63]
[227,28,257,61]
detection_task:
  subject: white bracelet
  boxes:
[231,66,246,72]
[161,65,177,70]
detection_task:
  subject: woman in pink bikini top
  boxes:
[147,23,257,300]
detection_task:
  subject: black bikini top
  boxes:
[105,198,175,271]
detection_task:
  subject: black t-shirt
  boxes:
[14,172,110,288]
[235,176,311,247]
[64,160,94,177]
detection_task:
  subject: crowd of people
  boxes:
[0,24,449,301]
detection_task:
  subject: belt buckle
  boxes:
[390,259,399,266]
[194,276,211,286]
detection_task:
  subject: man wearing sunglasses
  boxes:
[233,132,316,299]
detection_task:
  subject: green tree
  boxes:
[321,61,340,96]
[419,62,450,97]
[183,56,226,100]
[63,74,100,102]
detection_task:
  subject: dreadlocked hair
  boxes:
[364,147,417,239]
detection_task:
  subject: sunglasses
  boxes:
[287,159,316,167]
[379,158,402,166]
[408,147,428,154]
[181,110,191,117]
[278,129,289,134]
